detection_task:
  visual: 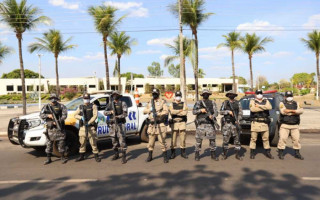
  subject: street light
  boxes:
[37,54,43,109]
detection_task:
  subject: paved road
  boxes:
[0,134,319,200]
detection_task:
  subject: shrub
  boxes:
[300,89,310,96]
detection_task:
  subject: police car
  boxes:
[7,92,149,156]
[239,90,284,146]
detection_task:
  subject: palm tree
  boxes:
[198,68,205,78]
[240,33,273,91]
[171,0,213,101]
[88,5,126,90]
[0,41,13,64]
[28,29,77,96]
[217,31,242,92]
[108,31,136,92]
[301,30,320,100]
[0,0,50,114]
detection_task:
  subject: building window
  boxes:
[17,86,22,91]
[89,85,96,88]
[27,86,34,91]
[203,84,207,87]
[212,84,218,87]
[6,85,14,91]
[111,85,118,90]
[136,85,143,88]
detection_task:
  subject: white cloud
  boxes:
[59,56,81,61]
[49,0,79,10]
[236,20,284,35]
[303,14,320,28]
[199,46,231,60]
[104,1,149,17]
[147,37,175,46]
[84,52,116,60]
[136,50,162,55]
[0,23,11,35]
[160,54,170,60]
[273,51,292,57]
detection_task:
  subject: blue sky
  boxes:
[0,0,319,83]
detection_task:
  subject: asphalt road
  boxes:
[0,133,319,200]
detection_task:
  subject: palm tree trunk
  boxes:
[231,50,236,92]
[118,56,121,92]
[249,55,253,91]
[103,36,110,90]
[316,53,320,100]
[182,56,187,101]
[194,31,199,101]
[55,55,60,96]
[17,34,26,115]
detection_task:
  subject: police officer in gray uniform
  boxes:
[193,89,219,161]
[220,91,243,160]
[40,93,68,165]
[104,91,128,164]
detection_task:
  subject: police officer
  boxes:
[220,90,243,160]
[40,93,68,165]
[74,93,101,162]
[277,91,304,160]
[193,89,219,161]
[169,91,188,159]
[249,90,274,159]
[143,88,169,163]
[104,91,128,164]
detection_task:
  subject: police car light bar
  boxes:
[245,90,278,95]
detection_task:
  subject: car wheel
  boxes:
[53,129,80,157]
[270,125,280,147]
[140,124,149,143]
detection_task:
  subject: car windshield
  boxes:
[240,97,276,110]
[65,97,93,111]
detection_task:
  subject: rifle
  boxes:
[228,101,242,135]
[110,97,118,132]
[47,104,62,131]
[81,105,89,139]
[151,98,165,139]
[201,100,220,131]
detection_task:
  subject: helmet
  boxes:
[285,91,293,97]
[255,90,263,95]
[83,93,90,99]
[152,88,160,95]
[200,89,212,96]
[175,91,182,97]
[226,90,238,98]
[49,93,60,100]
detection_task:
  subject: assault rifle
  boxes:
[200,101,220,131]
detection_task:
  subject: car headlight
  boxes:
[27,119,42,129]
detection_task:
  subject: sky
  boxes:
[0,0,319,83]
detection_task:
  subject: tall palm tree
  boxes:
[240,33,273,91]
[0,41,13,64]
[0,0,50,114]
[198,68,205,78]
[88,5,126,90]
[108,31,136,92]
[28,29,77,96]
[217,31,242,92]
[171,0,213,101]
[301,30,320,100]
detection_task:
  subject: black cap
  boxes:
[175,91,182,97]
[255,90,263,95]
[152,88,160,95]
[285,91,293,97]
[83,93,90,99]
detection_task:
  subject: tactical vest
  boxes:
[250,99,270,120]
[46,103,64,129]
[197,100,214,123]
[223,100,239,123]
[149,99,167,123]
[80,104,94,122]
[280,101,300,125]
[113,101,126,123]
[172,102,187,122]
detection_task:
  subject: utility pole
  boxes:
[37,54,43,109]
[179,0,186,101]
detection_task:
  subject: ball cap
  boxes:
[226,90,238,98]
[49,93,60,100]
[200,89,212,96]
[255,90,263,95]
[112,90,122,96]
[83,93,90,99]
[152,88,160,94]
[285,91,293,97]
[175,91,182,97]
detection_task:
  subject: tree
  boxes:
[120,72,144,80]
[170,0,213,101]
[28,29,76,96]
[279,79,291,89]
[198,68,205,78]
[218,31,242,92]
[88,5,126,90]
[148,62,163,77]
[108,31,136,92]
[230,76,247,85]
[240,33,273,91]
[168,64,180,78]
[291,72,315,88]
[256,75,269,89]
[1,69,44,78]
[301,30,320,99]
[0,41,13,64]
[0,0,50,114]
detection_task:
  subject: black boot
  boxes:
[170,148,176,159]
[94,154,101,162]
[112,150,119,160]
[61,155,68,164]
[211,151,219,161]
[122,151,127,164]
[75,153,85,162]
[265,149,274,159]
[181,148,188,159]
[235,149,243,161]
[146,151,153,162]
[295,150,304,160]
[221,149,228,160]
[44,153,52,165]
[250,149,255,159]
[163,151,169,163]
[195,151,200,161]
[278,149,284,160]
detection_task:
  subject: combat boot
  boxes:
[250,149,255,159]
[44,153,52,165]
[75,153,85,162]
[235,149,243,161]
[211,151,219,161]
[170,149,176,159]
[94,154,101,162]
[265,149,274,159]
[112,149,120,160]
[195,151,200,161]
[221,149,228,160]
[121,151,127,164]
[163,151,169,163]
[61,156,68,164]
[278,149,284,160]
[146,151,153,162]
[294,150,304,160]
[181,148,188,159]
